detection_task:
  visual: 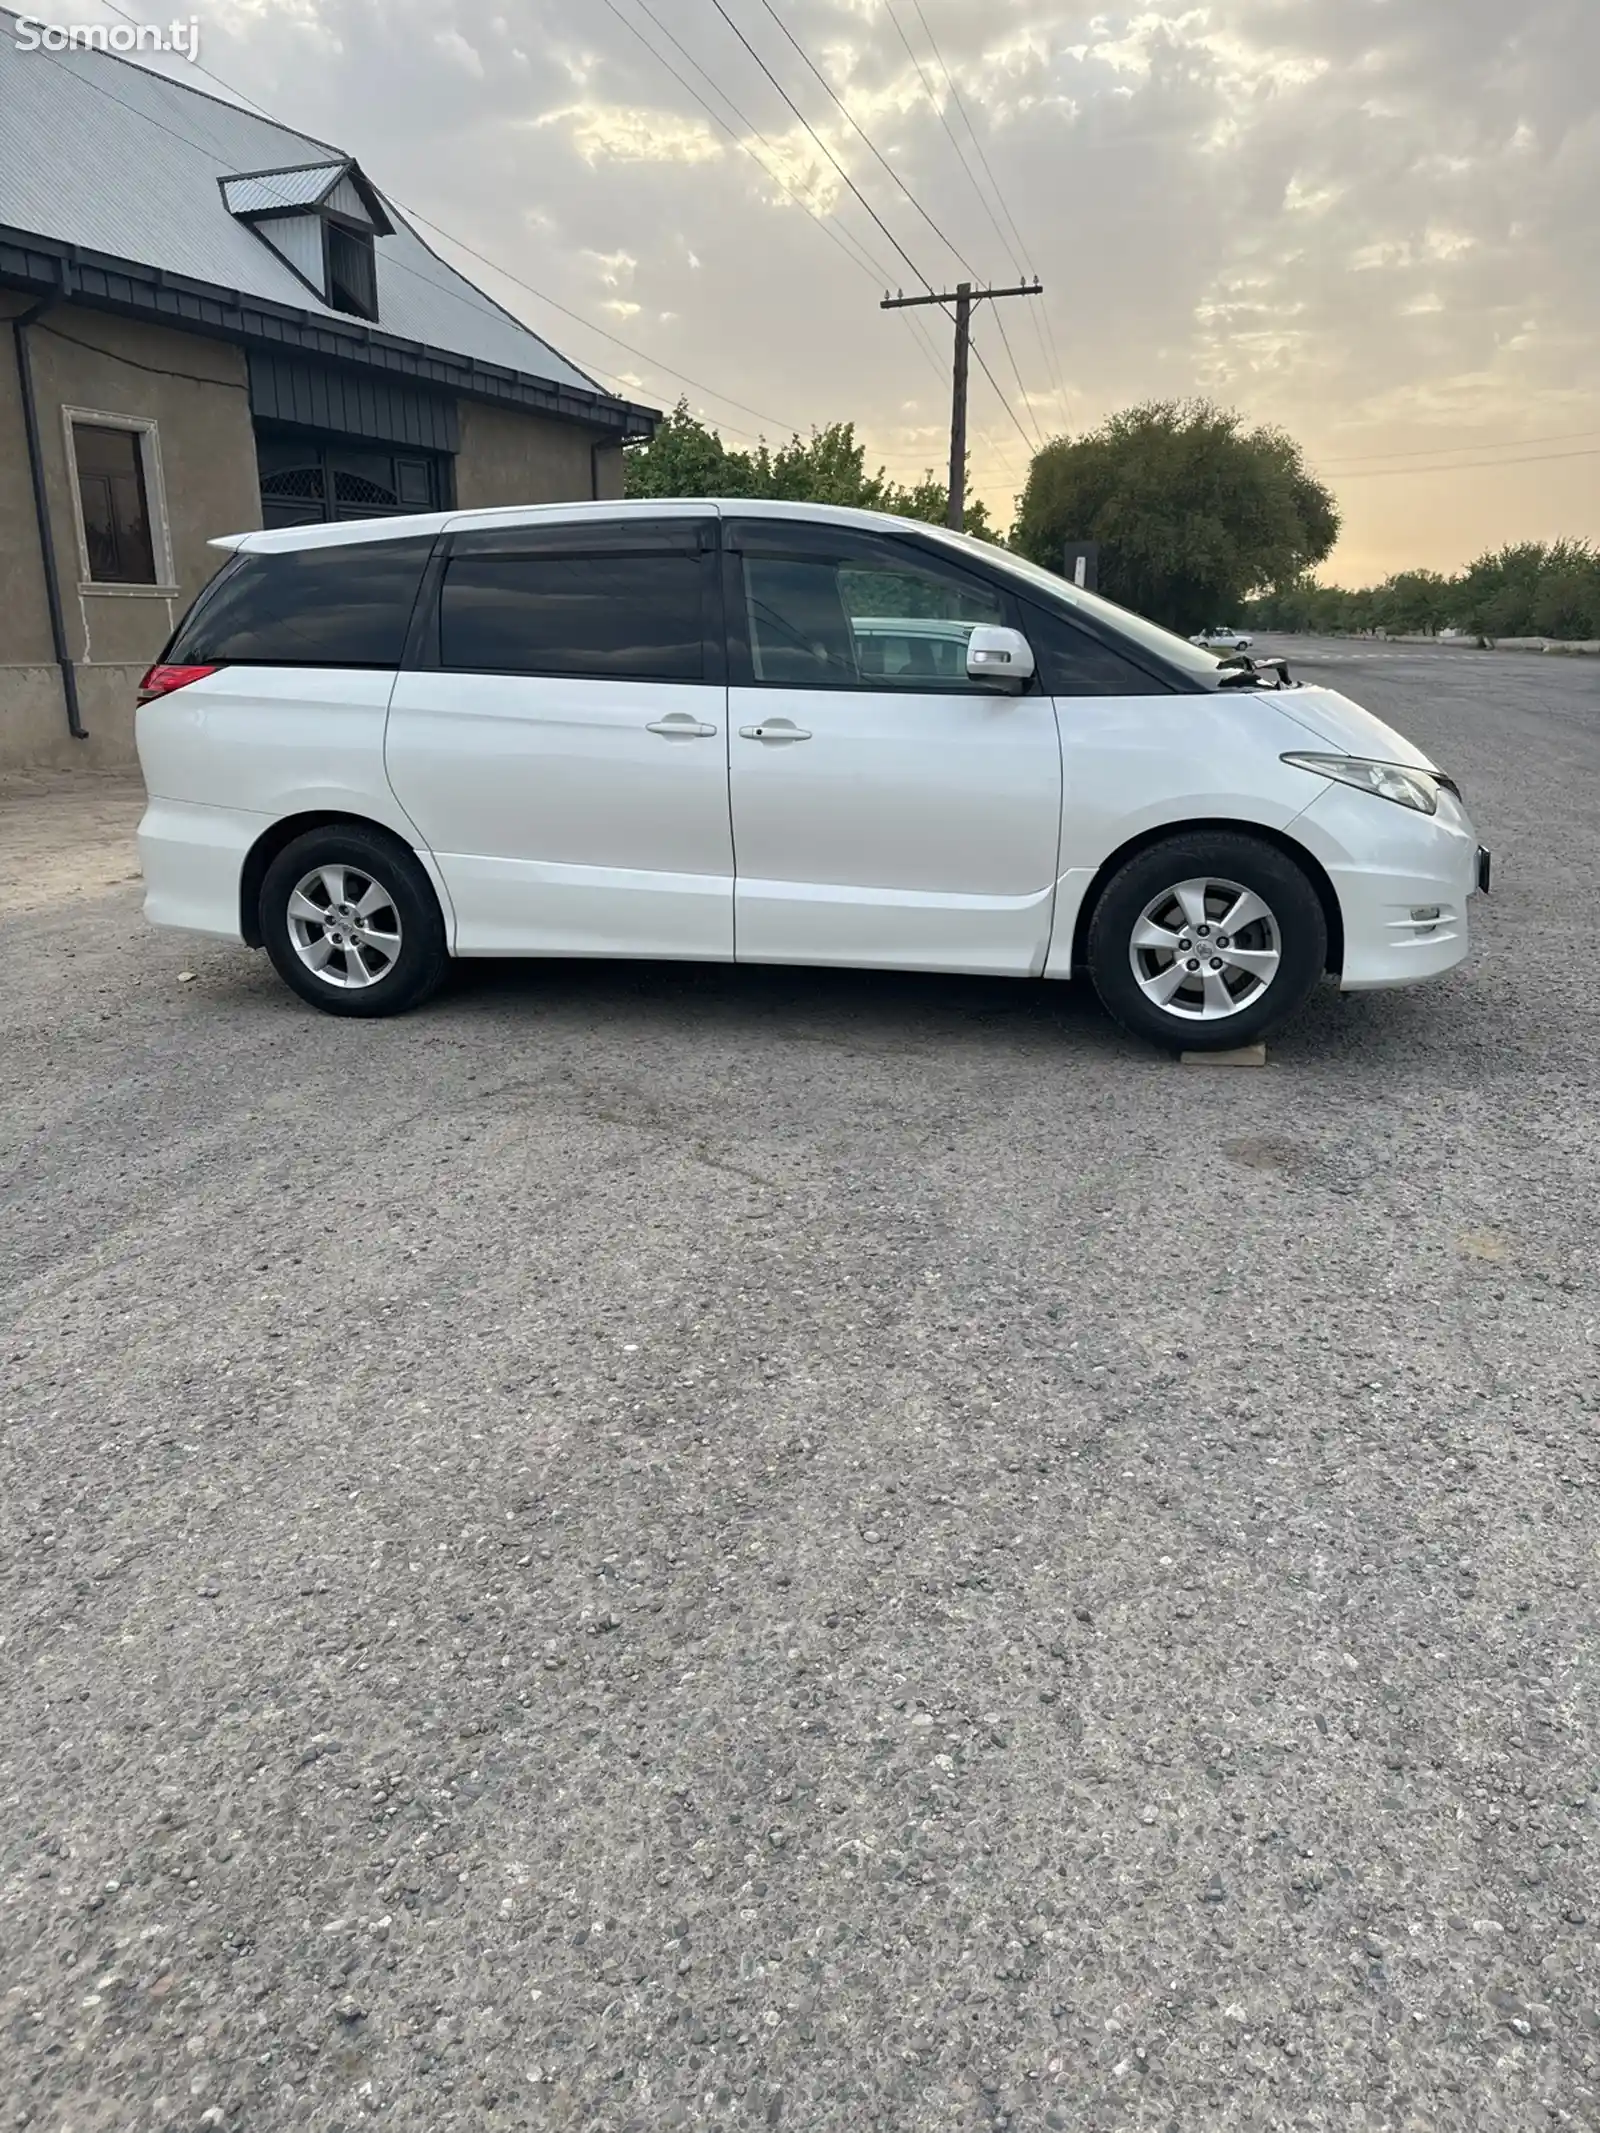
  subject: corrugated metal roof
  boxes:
[0,15,608,397]
[219,165,346,216]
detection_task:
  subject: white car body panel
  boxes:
[136,665,407,823]
[728,685,1062,975]
[1286,780,1480,989]
[385,673,735,960]
[1271,683,1441,773]
[1041,689,1336,979]
[137,795,267,938]
[136,666,437,941]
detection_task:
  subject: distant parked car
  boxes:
[1191,625,1254,652]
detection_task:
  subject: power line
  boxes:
[66,2,805,436]
[602,0,891,296]
[1329,445,1600,479]
[395,206,803,431]
[599,0,957,425]
[881,0,1044,450]
[83,0,1022,490]
[1323,426,1600,467]
[752,0,977,281]
[888,1,1017,279]
[730,1,1030,479]
[904,0,1071,415]
[967,320,1039,455]
[604,0,1012,472]
[704,0,935,293]
[910,0,1028,272]
[987,302,1043,449]
[612,0,1018,480]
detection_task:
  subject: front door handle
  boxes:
[738,719,812,744]
[646,715,718,738]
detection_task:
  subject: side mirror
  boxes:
[966,624,1035,691]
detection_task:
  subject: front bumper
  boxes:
[1289,782,1486,992]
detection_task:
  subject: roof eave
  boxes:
[0,223,659,438]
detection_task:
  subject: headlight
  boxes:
[1281,752,1443,815]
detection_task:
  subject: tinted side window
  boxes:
[168,538,433,666]
[1021,600,1175,697]
[439,554,705,682]
[740,545,1003,689]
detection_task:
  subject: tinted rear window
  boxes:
[168,538,433,667]
[438,553,704,681]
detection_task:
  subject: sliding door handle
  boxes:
[646,715,718,739]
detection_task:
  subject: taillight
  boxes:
[138,663,220,704]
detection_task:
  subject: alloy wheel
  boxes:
[284,864,403,990]
[1128,875,1282,1021]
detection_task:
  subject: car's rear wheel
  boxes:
[1086,831,1328,1051]
[260,825,447,1018]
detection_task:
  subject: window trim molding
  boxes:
[60,404,178,594]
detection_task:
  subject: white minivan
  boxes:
[136,500,1489,1050]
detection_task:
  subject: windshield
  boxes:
[910,526,1230,684]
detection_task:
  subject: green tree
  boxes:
[1247,541,1600,644]
[622,399,743,498]
[1372,569,1456,635]
[1456,540,1600,640]
[624,400,994,536]
[1011,400,1340,634]
[1530,549,1600,640]
[1456,542,1550,637]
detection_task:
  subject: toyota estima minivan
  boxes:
[136,500,1489,1050]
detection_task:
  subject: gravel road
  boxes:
[3,642,1597,2132]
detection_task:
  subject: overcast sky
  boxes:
[35,0,1599,579]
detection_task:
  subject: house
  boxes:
[0,12,659,769]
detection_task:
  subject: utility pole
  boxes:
[881,279,1042,529]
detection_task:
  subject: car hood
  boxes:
[1268,684,1439,773]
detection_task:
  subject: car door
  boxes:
[724,520,1063,976]
[385,514,732,959]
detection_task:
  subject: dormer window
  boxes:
[221,158,392,321]
[325,222,377,320]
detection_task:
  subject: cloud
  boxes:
[103,0,1600,570]
[433,27,483,79]
[535,102,724,167]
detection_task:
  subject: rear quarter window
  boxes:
[166,537,434,667]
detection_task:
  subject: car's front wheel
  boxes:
[1086,831,1328,1051]
[260,825,448,1018]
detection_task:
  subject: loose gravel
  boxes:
[2,642,1597,2131]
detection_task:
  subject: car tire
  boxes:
[1086,831,1328,1052]
[260,824,448,1019]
